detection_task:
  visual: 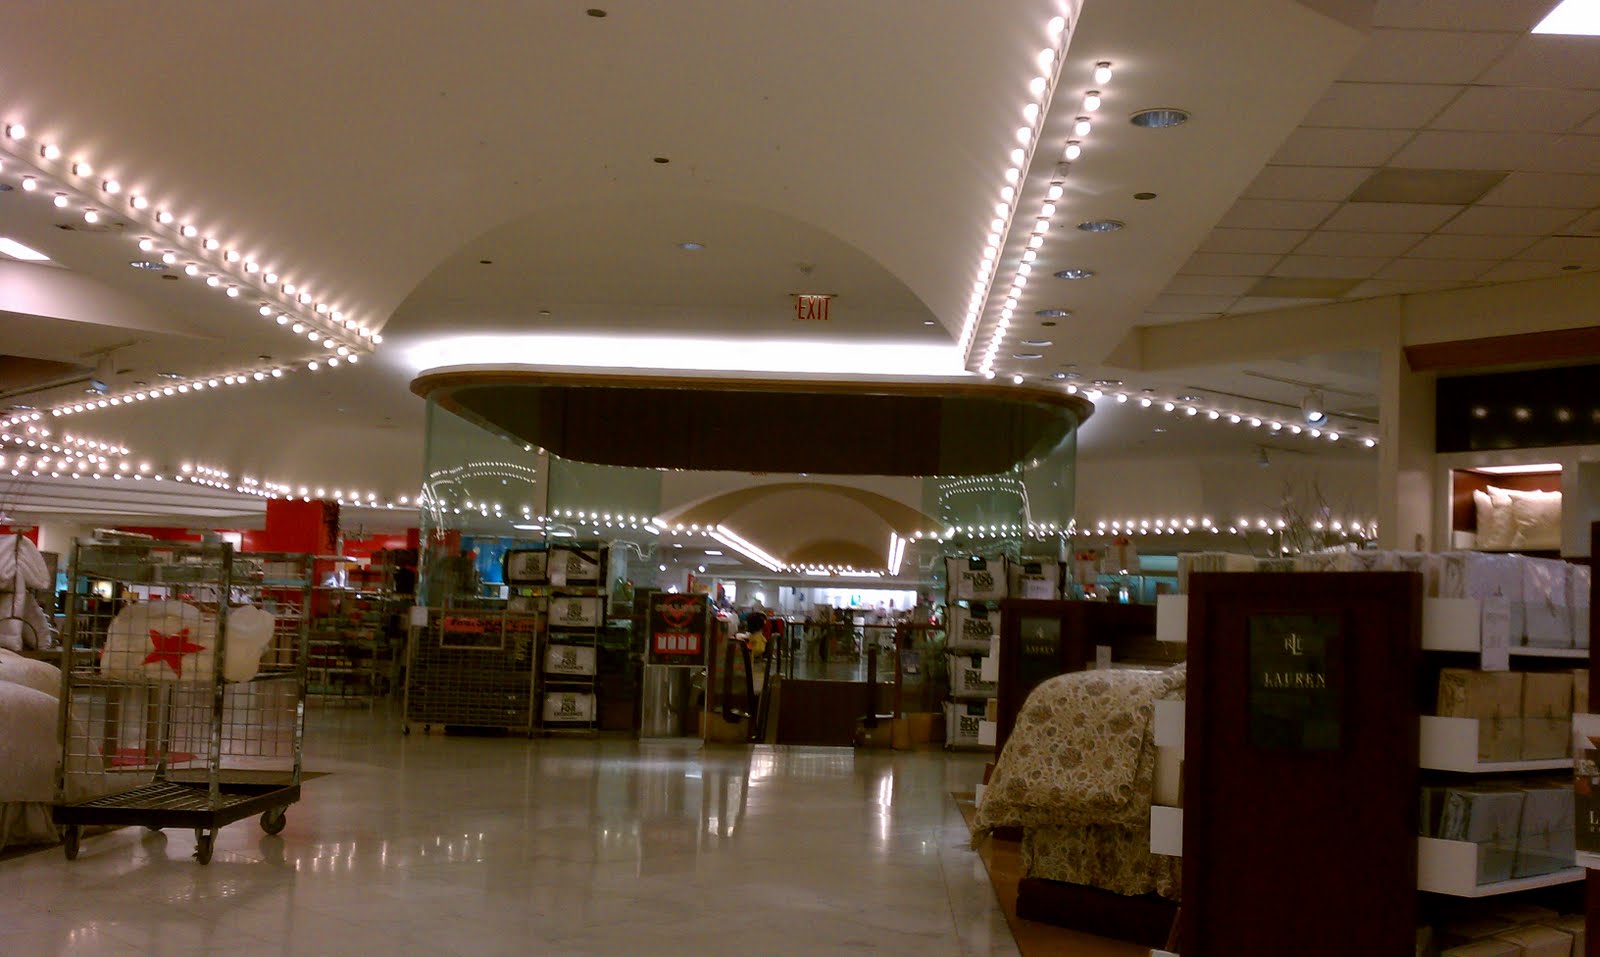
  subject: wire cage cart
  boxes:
[52,541,313,864]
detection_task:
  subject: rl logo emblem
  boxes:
[1283,633,1304,655]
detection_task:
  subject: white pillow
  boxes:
[1507,489,1562,550]
[0,648,61,698]
[1474,489,1515,550]
[100,601,277,683]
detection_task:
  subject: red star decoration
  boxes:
[141,628,207,677]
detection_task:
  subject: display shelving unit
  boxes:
[539,586,604,735]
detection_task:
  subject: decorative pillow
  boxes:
[0,648,61,698]
[1473,489,1515,550]
[99,601,276,683]
[1507,489,1562,550]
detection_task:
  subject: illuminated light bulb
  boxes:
[1047,14,1066,34]
[307,332,321,342]
[315,303,329,314]
[130,194,148,209]
[1029,76,1047,97]
[308,360,320,371]
[1073,117,1092,136]
[1015,126,1032,145]
[990,217,1004,232]
[994,201,1009,218]
[1139,397,1152,408]
[298,291,311,304]
[253,371,265,381]
[1041,202,1056,218]
[52,193,68,208]
[102,179,121,194]
[1364,437,1376,448]
[1289,424,1302,434]
[226,285,240,297]
[323,340,336,350]
[282,283,296,295]
[1270,421,1281,430]
[206,275,221,287]
[138,238,156,252]
[208,378,219,387]
[1018,263,1033,276]
[20,176,36,191]
[1023,103,1040,125]
[336,346,350,356]
[981,247,996,261]
[259,305,273,317]
[244,260,258,273]
[202,237,219,250]
[1004,167,1020,183]
[371,335,382,344]
[41,143,61,160]
[1021,250,1037,263]
[1249,417,1262,427]
[3,123,24,139]
[271,368,283,377]
[328,357,340,367]
[70,160,93,177]
[156,210,174,224]
[184,263,199,276]
[180,224,198,238]
[225,249,240,262]
[986,233,1000,248]
[1162,402,1175,412]
[1094,61,1113,84]
[1037,48,1055,69]
[161,251,178,265]
[1083,91,1101,111]
[83,209,101,224]
[1034,218,1049,233]
[276,314,289,325]
[1027,235,1044,248]
[1116,393,1128,403]
[1327,431,1340,441]
[1064,142,1082,161]
[264,272,278,284]
[291,322,304,333]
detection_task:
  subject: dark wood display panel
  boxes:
[1588,521,1599,957]
[993,600,1161,755]
[1181,572,1421,957]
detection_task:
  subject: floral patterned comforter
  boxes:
[972,664,1185,898]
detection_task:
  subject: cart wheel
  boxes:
[260,808,287,836]
[402,724,411,736]
[62,825,81,861]
[193,830,215,865]
[424,724,431,734]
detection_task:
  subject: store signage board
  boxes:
[647,592,709,666]
[1574,713,1600,868]
[1247,614,1341,751]
[793,294,832,321]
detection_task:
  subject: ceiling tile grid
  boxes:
[1148,10,1600,327]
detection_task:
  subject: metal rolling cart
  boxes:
[402,606,542,734]
[52,541,313,864]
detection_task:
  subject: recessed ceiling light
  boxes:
[1054,268,1095,280]
[1052,373,1068,380]
[704,550,723,556]
[1013,353,1043,360]
[586,7,607,16]
[156,372,183,380]
[478,259,493,265]
[0,237,50,262]
[1040,321,1057,327]
[923,320,936,325]
[678,241,704,251]
[1153,427,1168,433]
[1134,192,1158,201]
[1077,220,1124,233]
[1534,0,1600,35]
[1035,308,1071,318]
[128,260,166,270]
[1020,339,1053,346]
[1095,379,1124,387]
[653,156,670,164]
[537,309,552,317]
[1130,108,1190,129]
[1178,394,1203,402]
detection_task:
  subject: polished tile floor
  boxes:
[2,706,1018,956]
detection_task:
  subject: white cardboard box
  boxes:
[948,653,998,699]
[544,643,597,676]
[946,557,1008,602]
[542,691,595,723]
[548,596,603,630]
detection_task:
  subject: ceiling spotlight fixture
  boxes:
[1011,374,1025,384]
[1035,308,1071,318]
[1073,117,1092,137]
[1013,353,1043,360]
[1302,391,1328,426]
[1063,141,1082,161]
[677,241,704,251]
[1077,220,1124,233]
[1082,91,1102,112]
[1130,108,1191,129]
[1054,268,1095,280]
[1020,339,1053,346]
[1093,62,1114,84]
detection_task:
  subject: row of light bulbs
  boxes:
[978,54,1111,379]
[1090,516,1376,538]
[0,118,374,354]
[44,361,368,418]
[956,10,1077,366]
[1,428,120,464]
[1107,390,1378,447]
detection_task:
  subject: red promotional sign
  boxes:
[648,593,709,665]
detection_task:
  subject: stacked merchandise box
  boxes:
[540,548,608,731]
[944,556,1006,751]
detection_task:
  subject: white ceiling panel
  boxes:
[1269,127,1413,167]
[1319,202,1465,232]
[1147,294,1240,314]
[1516,236,1600,263]
[1404,233,1538,260]
[1440,205,1587,235]
[1478,36,1600,90]
[1391,131,1563,170]
[1198,228,1311,254]
[1522,135,1600,175]
[1216,199,1339,230]
[1343,278,1464,298]
[1302,82,1461,129]
[1477,260,1573,282]
[1163,274,1259,296]
[1270,255,1393,278]
[1180,252,1288,277]
[1430,87,1600,134]
[1228,296,1334,314]
[1293,230,1424,257]
[1478,171,1600,209]
[1370,0,1560,31]
[1140,313,1219,326]
[1242,164,1375,202]
[1340,29,1516,85]
[1376,258,1497,281]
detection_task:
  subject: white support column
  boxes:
[1377,328,1434,552]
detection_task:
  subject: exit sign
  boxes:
[794,294,833,322]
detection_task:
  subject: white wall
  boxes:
[1075,452,1378,527]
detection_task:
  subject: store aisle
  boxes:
[0,707,1018,956]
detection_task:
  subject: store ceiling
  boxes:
[0,0,1594,523]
